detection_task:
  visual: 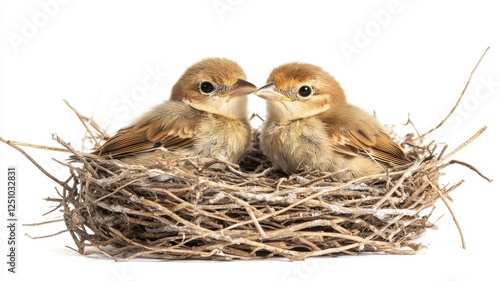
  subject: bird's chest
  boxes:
[193,115,251,162]
[261,118,333,170]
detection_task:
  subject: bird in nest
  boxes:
[255,62,411,180]
[91,58,257,167]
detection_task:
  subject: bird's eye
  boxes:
[199,81,216,94]
[298,85,313,98]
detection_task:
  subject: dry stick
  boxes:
[92,177,148,203]
[437,144,448,161]
[95,202,147,216]
[0,136,98,159]
[366,213,409,242]
[61,176,77,249]
[437,126,487,165]
[373,161,420,209]
[249,112,264,122]
[0,137,66,186]
[87,247,115,259]
[64,99,101,145]
[403,113,422,137]
[82,178,110,242]
[302,243,362,258]
[402,184,430,209]
[442,159,493,183]
[52,133,99,178]
[265,220,354,241]
[252,167,275,178]
[293,231,402,251]
[116,247,239,261]
[0,140,69,153]
[426,175,466,249]
[217,192,267,238]
[61,177,86,254]
[297,237,322,252]
[420,46,490,139]
[25,229,68,239]
[104,228,215,261]
[304,169,348,187]
[23,218,64,226]
[446,180,465,195]
[161,189,241,223]
[78,99,113,139]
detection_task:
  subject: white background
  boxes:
[1,1,499,280]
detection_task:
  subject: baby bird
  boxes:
[94,58,257,166]
[256,62,410,179]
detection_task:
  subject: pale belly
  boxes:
[188,115,251,163]
[260,118,384,179]
[260,119,337,174]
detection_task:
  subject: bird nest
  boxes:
[1,49,491,261]
[46,122,486,261]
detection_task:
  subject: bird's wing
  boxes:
[323,105,410,166]
[95,101,202,158]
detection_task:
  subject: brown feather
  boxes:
[323,105,410,166]
[95,101,201,158]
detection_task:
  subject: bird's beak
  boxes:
[255,82,292,102]
[223,79,258,98]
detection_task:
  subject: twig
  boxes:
[0,137,66,186]
[64,99,102,145]
[0,140,69,153]
[51,133,99,177]
[442,160,492,183]
[437,126,487,164]
[420,46,490,139]
[25,229,68,239]
[403,113,421,137]
[373,161,420,209]
[23,218,64,226]
[426,176,466,249]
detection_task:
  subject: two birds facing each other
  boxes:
[92,57,411,180]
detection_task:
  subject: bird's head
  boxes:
[255,62,346,121]
[171,57,257,119]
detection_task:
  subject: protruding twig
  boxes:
[420,46,490,139]
[438,126,487,164]
[64,99,110,145]
[0,137,66,186]
[442,160,492,182]
[426,176,466,249]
